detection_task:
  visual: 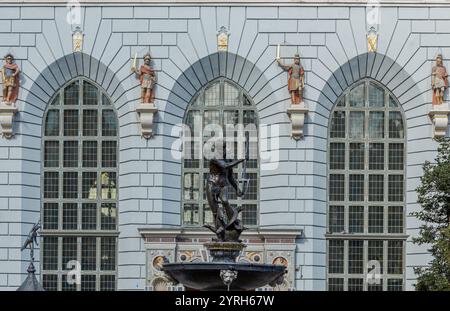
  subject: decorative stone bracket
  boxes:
[0,102,18,139]
[287,103,309,140]
[136,103,158,139]
[429,103,450,138]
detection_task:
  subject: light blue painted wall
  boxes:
[0,4,448,291]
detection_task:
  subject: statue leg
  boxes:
[7,86,12,102]
[2,87,7,102]
[141,88,146,103]
[144,88,152,103]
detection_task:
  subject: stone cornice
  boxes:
[2,0,450,7]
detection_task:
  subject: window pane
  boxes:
[329,206,344,233]
[369,112,384,139]
[389,111,404,138]
[42,236,58,270]
[82,172,97,199]
[369,143,384,170]
[368,206,384,233]
[43,203,58,230]
[330,143,345,170]
[242,204,257,226]
[101,172,117,200]
[328,278,344,291]
[100,275,116,291]
[204,82,220,106]
[387,279,403,291]
[102,110,117,136]
[183,110,200,169]
[83,81,98,106]
[330,111,345,138]
[83,110,98,136]
[51,93,60,106]
[203,204,213,226]
[62,237,77,270]
[388,206,404,234]
[243,173,258,200]
[349,83,365,107]
[368,175,384,202]
[389,95,398,107]
[349,143,364,170]
[368,240,384,274]
[368,83,384,107]
[64,110,78,136]
[101,237,116,271]
[388,175,404,202]
[62,203,77,230]
[348,240,364,274]
[389,143,404,170]
[349,206,364,233]
[328,240,344,274]
[102,141,117,168]
[63,141,78,168]
[45,110,59,136]
[44,141,59,167]
[62,275,76,291]
[102,93,111,106]
[348,278,363,291]
[64,81,79,106]
[329,174,344,201]
[81,237,96,270]
[81,275,96,291]
[42,275,58,291]
[82,141,97,168]
[183,204,199,225]
[101,203,116,230]
[82,203,97,230]
[349,111,364,139]
[349,174,364,202]
[224,82,240,106]
[388,241,403,274]
[44,172,59,198]
[184,173,199,200]
[63,172,78,199]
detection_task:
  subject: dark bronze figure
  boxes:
[21,220,41,262]
[204,133,250,242]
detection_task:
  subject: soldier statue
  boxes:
[132,53,156,104]
[432,54,448,105]
[204,135,249,242]
[277,53,305,104]
[2,54,20,104]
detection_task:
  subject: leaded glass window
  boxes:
[41,78,118,291]
[182,79,259,227]
[327,79,405,291]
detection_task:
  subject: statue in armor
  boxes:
[277,53,305,104]
[432,54,448,105]
[132,53,156,104]
[2,54,20,104]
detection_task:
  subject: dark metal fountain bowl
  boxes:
[162,262,286,291]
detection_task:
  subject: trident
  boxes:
[238,131,250,196]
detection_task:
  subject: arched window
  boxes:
[41,78,118,291]
[327,79,406,291]
[182,79,259,227]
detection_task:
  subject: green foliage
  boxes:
[412,137,450,291]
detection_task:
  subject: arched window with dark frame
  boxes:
[41,77,119,291]
[182,78,259,228]
[327,79,406,291]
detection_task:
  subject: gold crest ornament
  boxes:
[72,26,84,53]
[367,26,378,53]
[217,26,229,52]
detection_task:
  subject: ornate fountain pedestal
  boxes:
[162,241,286,291]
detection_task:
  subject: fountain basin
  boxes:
[162,262,286,291]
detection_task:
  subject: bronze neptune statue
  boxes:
[204,133,250,243]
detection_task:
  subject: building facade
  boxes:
[0,0,449,291]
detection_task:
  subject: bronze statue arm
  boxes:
[227,168,245,197]
[224,158,244,169]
